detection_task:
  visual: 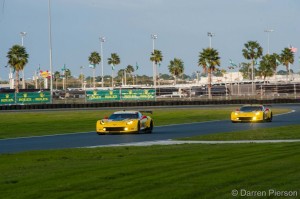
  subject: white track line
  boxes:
[85,139,300,148]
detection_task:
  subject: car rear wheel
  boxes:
[135,121,141,134]
[267,113,273,122]
[146,120,153,133]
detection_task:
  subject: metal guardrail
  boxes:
[1,98,299,111]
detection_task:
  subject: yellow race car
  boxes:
[231,105,273,123]
[96,110,154,134]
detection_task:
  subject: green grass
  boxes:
[178,125,300,141]
[0,108,290,139]
[1,143,300,199]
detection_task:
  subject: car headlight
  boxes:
[235,112,238,116]
[126,120,133,125]
[255,112,260,116]
[100,120,105,125]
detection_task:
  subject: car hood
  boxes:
[108,118,134,122]
[234,111,261,116]
[100,118,136,123]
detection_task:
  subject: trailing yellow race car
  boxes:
[231,105,273,123]
[96,110,154,134]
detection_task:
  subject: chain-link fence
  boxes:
[50,83,300,104]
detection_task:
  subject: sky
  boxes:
[0,0,299,81]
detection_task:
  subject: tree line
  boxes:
[5,40,296,98]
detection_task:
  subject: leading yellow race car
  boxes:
[231,105,273,123]
[96,110,154,134]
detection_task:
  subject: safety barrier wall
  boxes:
[0,98,299,110]
[0,89,155,105]
[86,89,155,102]
[0,91,51,105]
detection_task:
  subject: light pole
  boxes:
[48,0,53,102]
[80,66,85,89]
[100,36,105,87]
[196,71,200,84]
[207,32,215,48]
[264,29,274,54]
[237,64,241,96]
[20,32,27,89]
[151,34,157,88]
[228,66,234,95]
[20,32,26,46]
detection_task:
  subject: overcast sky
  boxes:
[0,0,299,80]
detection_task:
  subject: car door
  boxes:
[262,106,269,120]
[139,113,147,129]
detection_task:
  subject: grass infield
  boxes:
[1,143,300,198]
[0,107,290,139]
[178,124,300,141]
[0,108,298,198]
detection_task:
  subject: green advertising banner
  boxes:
[86,90,120,102]
[121,89,155,100]
[16,92,51,104]
[0,93,15,105]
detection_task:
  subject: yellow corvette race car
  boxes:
[96,110,153,134]
[231,105,273,123]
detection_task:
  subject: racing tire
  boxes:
[267,113,273,122]
[146,120,153,134]
[135,121,141,134]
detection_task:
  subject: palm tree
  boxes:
[125,65,134,85]
[7,45,29,93]
[219,69,229,97]
[117,69,125,85]
[269,53,281,81]
[280,47,294,81]
[242,41,263,94]
[168,58,184,85]
[198,48,221,99]
[88,51,101,88]
[239,62,253,79]
[54,71,61,89]
[258,54,276,82]
[107,53,121,87]
[150,49,163,87]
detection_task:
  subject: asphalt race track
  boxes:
[1,104,299,154]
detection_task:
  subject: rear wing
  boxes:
[140,110,153,114]
[263,104,272,108]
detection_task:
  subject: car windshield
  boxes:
[109,113,138,120]
[240,106,263,112]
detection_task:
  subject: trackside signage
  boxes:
[86,89,155,102]
[121,89,155,100]
[86,90,120,101]
[0,93,15,105]
[16,92,51,104]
